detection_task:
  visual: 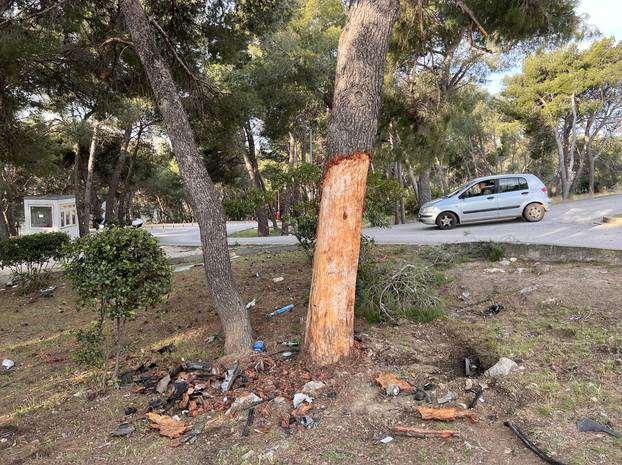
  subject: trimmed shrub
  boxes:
[63,227,171,377]
[0,232,70,293]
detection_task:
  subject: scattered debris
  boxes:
[465,355,484,377]
[268,304,294,316]
[110,423,135,438]
[302,381,326,395]
[394,425,459,438]
[438,392,457,405]
[124,406,137,415]
[2,359,14,370]
[509,257,518,262]
[173,264,194,273]
[499,259,511,266]
[221,361,240,392]
[157,343,176,354]
[519,286,538,295]
[39,286,56,298]
[242,407,256,437]
[253,341,265,352]
[484,357,518,378]
[375,372,415,395]
[414,389,426,401]
[416,406,476,422]
[185,361,211,372]
[146,412,188,439]
[576,418,621,438]
[293,393,313,409]
[281,340,300,347]
[206,335,217,343]
[380,436,394,444]
[227,393,262,415]
[467,387,483,409]
[423,383,436,391]
[484,268,505,274]
[299,415,318,429]
[246,299,256,309]
[504,421,567,465]
[272,276,284,283]
[156,374,171,394]
[180,421,205,445]
[281,351,296,359]
[482,304,504,316]
[459,291,471,303]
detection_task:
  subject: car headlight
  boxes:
[420,207,438,216]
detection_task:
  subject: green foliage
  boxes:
[223,198,256,220]
[72,322,105,368]
[484,242,505,262]
[0,232,70,293]
[365,172,404,227]
[63,227,171,376]
[291,212,317,255]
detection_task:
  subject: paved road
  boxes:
[148,195,622,250]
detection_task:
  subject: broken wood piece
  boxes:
[146,412,188,439]
[374,372,415,393]
[394,425,459,439]
[416,406,476,422]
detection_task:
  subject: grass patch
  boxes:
[228,227,282,238]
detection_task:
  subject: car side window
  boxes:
[462,179,496,197]
[499,177,529,193]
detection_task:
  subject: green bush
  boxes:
[63,227,171,378]
[72,322,105,367]
[223,198,256,220]
[0,232,70,293]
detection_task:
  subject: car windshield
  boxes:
[446,182,471,198]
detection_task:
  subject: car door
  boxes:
[458,179,499,222]
[497,177,529,218]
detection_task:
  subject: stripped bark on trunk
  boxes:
[304,0,400,366]
[84,120,100,231]
[120,0,253,354]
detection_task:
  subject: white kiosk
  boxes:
[21,195,80,239]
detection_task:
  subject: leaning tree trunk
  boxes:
[105,125,132,222]
[0,203,9,241]
[120,0,253,354]
[304,0,400,366]
[242,123,269,236]
[83,120,100,231]
[74,143,90,236]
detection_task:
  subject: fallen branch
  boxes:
[416,406,476,422]
[394,425,459,439]
[504,421,567,465]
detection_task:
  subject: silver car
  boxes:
[417,174,551,230]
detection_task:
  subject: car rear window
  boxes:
[499,177,529,192]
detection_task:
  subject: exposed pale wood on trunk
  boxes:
[120,0,253,354]
[83,120,100,233]
[304,0,400,366]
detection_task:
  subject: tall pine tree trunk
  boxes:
[0,202,9,241]
[106,125,132,222]
[417,170,432,205]
[304,0,400,366]
[242,123,269,236]
[75,143,90,236]
[84,120,100,231]
[120,0,253,354]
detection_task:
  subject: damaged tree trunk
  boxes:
[83,120,100,232]
[120,0,253,354]
[304,0,400,366]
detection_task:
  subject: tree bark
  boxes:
[84,120,100,231]
[281,131,298,235]
[304,0,400,366]
[0,203,9,241]
[74,142,90,236]
[242,122,269,236]
[117,125,144,224]
[120,0,253,354]
[417,169,432,205]
[106,124,132,222]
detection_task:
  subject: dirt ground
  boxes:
[1,246,621,465]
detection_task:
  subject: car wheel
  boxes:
[523,203,545,222]
[436,212,457,230]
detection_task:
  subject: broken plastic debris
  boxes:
[272,276,284,282]
[226,393,262,415]
[380,436,394,444]
[39,286,56,298]
[111,422,135,438]
[300,415,318,429]
[293,393,313,409]
[2,359,14,370]
[438,392,457,405]
[576,418,621,438]
[268,304,294,316]
[221,361,240,392]
[246,299,256,309]
[482,304,503,316]
[253,341,265,352]
[157,343,176,354]
[504,421,567,465]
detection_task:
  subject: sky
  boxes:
[486,0,622,94]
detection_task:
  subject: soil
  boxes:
[1,247,620,465]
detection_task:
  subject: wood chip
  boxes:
[146,412,188,439]
[374,372,415,393]
[416,406,476,422]
[394,425,459,438]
